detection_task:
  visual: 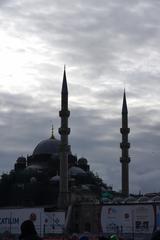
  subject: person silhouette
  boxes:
[19,220,41,240]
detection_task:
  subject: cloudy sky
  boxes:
[0,0,160,194]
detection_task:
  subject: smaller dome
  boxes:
[69,166,86,176]
[50,175,60,182]
[124,196,136,203]
[26,165,44,170]
[81,185,90,190]
[78,157,87,165]
[17,156,26,164]
[151,196,160,202]
[30,177,37,183]
[138,196,149,202]
[113,197,123,203]
[101,197,112,204]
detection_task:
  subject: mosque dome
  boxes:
[17,156,26,164]
[124,196,136,203]
[27,164,44,170]
[151,196,160,202]
[33,136,61,156]
[50,175,60,182]
[113,197,123,203]
[78,157,88,165]
[69,166,86,176]
[138,196,149,202]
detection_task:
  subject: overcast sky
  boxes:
[0,0,160,194]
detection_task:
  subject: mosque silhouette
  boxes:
[0,69,122,207]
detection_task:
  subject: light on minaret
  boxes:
[58,68,70,208]
[120,90,130,196]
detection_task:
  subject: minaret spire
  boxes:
[120,89,130,196]
[62,65,68,94]
[58,67,70,208]
[122,89,128,114]
[50,125,55,139]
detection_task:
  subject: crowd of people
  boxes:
[16,220,125,240]
[1,220,160,240]
[18,221,124,240]
[71,230,160,240]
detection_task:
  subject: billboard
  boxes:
[101,205,132,234]
[101,204,155,239]
[0,208,65,236]
[156,205,160,230]
[43,211,65,234]
[0,208,43,234]
[133,205,155,234]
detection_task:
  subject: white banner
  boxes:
[101,204,155,235]
[133,205,155,233]
[101,205,132,234]
[0,208,65,235]
[43,211,65,234]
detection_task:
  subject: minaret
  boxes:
[120,90,130,196]
[58,67,70,208]
[51,125,55,139]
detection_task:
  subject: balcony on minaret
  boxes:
[120,128,130,134]
[120,142,130,149]
[59,110,70,117]
[59,127,70,135]
[120,157,130,163]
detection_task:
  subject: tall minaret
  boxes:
[58,67,70,208]
[120,90,130,196]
